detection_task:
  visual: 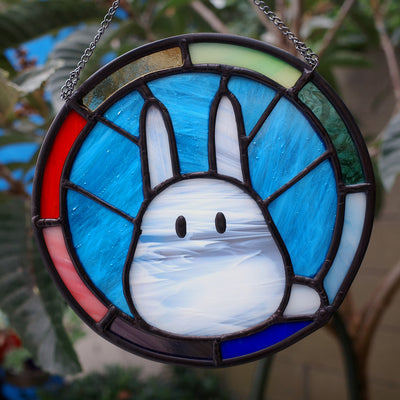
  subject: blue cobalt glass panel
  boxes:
[69,122,143,218]
[33,34,374,367]
[67,190,134,315]
[103,90,144,137]
[147,72,220,174]
[268,160,337,277]
[227,76,277,135]
[248,97,327,200]
[221,320,313,359]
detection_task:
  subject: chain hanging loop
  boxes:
[252,0,319,69]
[60,0,120,101]
[60,0,318,101]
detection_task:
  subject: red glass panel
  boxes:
[40,111,87,218]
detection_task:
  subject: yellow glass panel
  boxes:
[83,47,183,110]
[189,43,301,88]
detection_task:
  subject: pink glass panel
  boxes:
[43,226,108,322]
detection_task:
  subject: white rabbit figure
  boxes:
[128,97,320,337]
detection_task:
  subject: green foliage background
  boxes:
[0,0,399,380]
[39,366,229,400]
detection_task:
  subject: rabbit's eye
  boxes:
[215,212,226,234]
[175,215,187,238]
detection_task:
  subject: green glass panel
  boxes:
[83,47,184,110]
[298,83,365,184]
[189,43,302,88]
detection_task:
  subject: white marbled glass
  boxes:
[129,178,286,336]
[215,96,243,181]
[324,192,367,303]
[283,284,321,317]
[146,105,174,188]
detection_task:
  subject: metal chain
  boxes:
[60,0,120,101]
[60,0,318,101]
[252,0,319,68]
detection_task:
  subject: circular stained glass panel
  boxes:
[32,34,375,366]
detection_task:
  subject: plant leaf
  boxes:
[0,69,19,122]
[13,60,63,94]
[0,129,43,147]
[0,0,104,51]
[0,194,81,374]
[46,24,108,113]
[378,112,400,191]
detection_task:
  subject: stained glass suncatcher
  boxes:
[32,34,375,366]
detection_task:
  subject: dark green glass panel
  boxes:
[298,83,365,184]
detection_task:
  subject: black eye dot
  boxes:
[175,215,187,238]
[215,212,226,234]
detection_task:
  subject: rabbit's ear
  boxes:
[144,104,176,189]
[214,96,244,182]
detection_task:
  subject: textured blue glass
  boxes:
[221,320,312,359]
[103,90,144,137]
[248,97,326,200]
[147,73,220,174]
[268,160,337,277]
[69,122,143,218]
[67,190,134,315]
[227,76,277,135]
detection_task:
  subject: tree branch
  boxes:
[356,260,400,363]
[324,293,360,338]
[0,163,29,198]
[116,0,136,19]
[247,0,270,32]
[372,1,400,113]
[318,0,356,59]
[290,0,303,39]
[275,0,289,52]
[190,1,230,34]
[247,0,293,53]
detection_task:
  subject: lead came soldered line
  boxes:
[264,151,333,205]
[64,181,136,223]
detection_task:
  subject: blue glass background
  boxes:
[248,97,327,200]
[69,122,143,218]
[67,190,134,315]
[268,160,337,277]
[228,76,277,135]
[147,72,221,174]
[66,72,338,341]
[104,90,144,137]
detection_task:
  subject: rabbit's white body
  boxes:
[128,98,321,336]
[130,178,286,336]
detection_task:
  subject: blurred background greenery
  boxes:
[0,1,399,399]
